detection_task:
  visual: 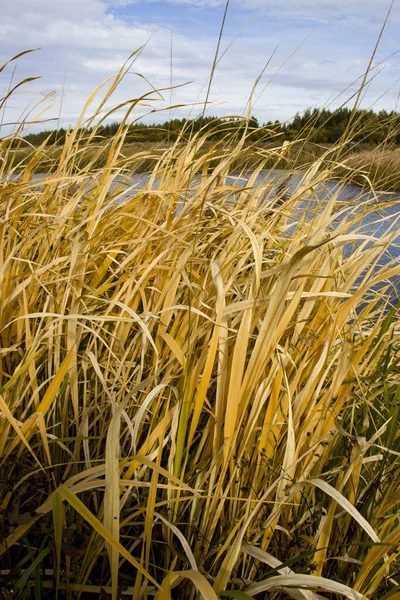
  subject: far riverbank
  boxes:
[5,140,400,193]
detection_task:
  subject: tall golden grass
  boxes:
[345,146,400,192]
[1,54,400,599]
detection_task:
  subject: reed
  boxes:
[0,55,400,600]
[344,146,400,192]
[9,139,400,193]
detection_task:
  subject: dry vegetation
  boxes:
[345,146,400,192]
[8,139,400,193]
[1,55,400,600]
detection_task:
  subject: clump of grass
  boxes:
[0,55,400,600]
[344,145,400,192]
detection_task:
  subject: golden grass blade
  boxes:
[241,545,320,600]
[0,393,41,466]
[0,515,42,557]
[306,479,380,543]
[277,352,296,499]
[104,401,122,600]
[52,490,63,588]
[154,512,198,571]
[0,49,40,74]
[354,522,400,592]
[312,502,336,577]
[187,260,225,448]
[246,574,366,599]
[132,384,168,453]
[156,570,219,600]
[56,486,159,588]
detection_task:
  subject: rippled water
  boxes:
[232,170,400,259]
[222,171,400,305]
[7,169,400,265]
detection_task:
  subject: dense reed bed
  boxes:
[345,146,400,192]
[8,139,400,192]
[1,60,400,599]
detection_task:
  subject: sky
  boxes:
[1,0,400,133]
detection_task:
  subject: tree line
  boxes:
[21,107,400,146]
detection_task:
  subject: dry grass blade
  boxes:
[245,574,366,599]
[156,570,219,600]
[57,486,159,588]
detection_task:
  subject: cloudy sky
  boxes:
[1,0,400,133]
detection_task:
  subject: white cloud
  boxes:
[0,0,399,135]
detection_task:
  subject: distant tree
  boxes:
[21,107,400,147]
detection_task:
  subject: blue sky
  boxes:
[1,0,400,133]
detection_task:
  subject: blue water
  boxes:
[220,171,400,306]
[6,169,400,268]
